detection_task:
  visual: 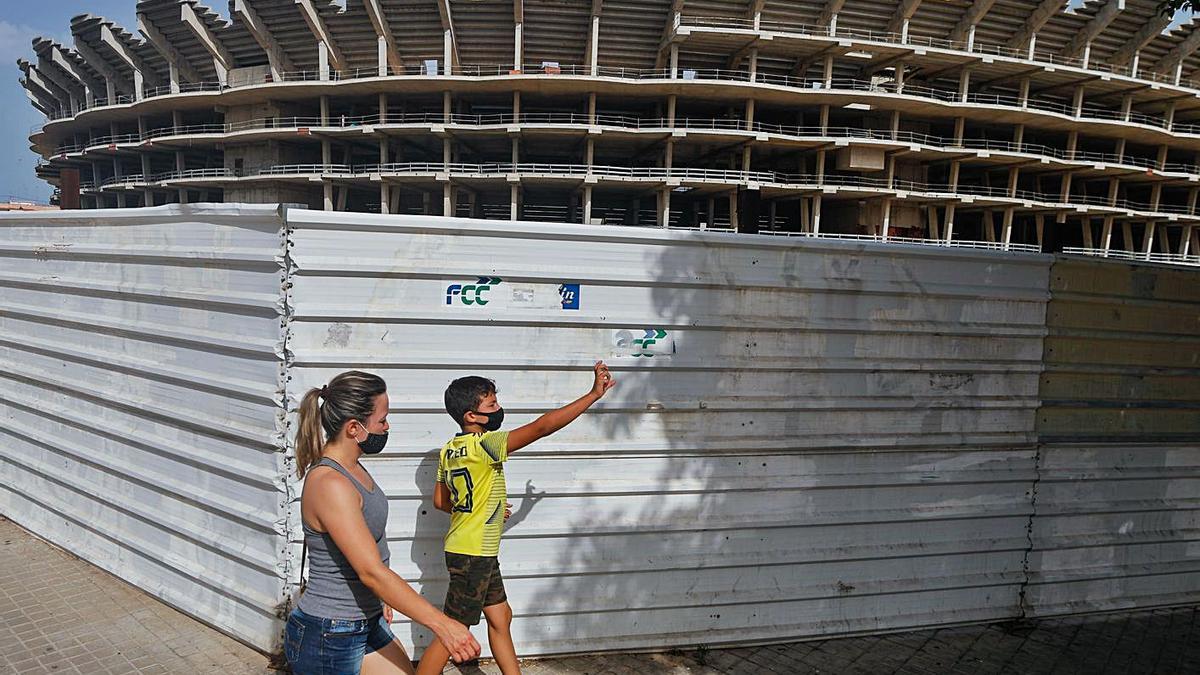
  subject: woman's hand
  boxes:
[432,617,481,663]
[504,502,513,522]
[383,604,394,624]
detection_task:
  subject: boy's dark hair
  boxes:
[445,376,497,426]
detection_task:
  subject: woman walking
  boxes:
[285,370,480,674]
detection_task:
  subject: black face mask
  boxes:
[356,425,389,455]
[470,408,504,432]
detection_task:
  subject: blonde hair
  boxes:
[295,370,387,478]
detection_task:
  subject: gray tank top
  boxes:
[297,457,390,619]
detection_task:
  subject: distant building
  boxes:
[14,0,1200,261]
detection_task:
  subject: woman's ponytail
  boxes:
[295,387,325,479]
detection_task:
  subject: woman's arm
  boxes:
[314,476,480,662]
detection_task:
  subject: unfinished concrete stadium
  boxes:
[15,0,1200,263]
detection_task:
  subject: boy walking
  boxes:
[416,361,615,675]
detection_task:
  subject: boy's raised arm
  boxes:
[507,361,615,453]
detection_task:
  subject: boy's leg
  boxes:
[482,601,519,675]
[414,638,452,675]
[418,552,486,675]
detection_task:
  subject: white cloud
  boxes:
[0,20,40,65]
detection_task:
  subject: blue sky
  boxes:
[1,2,135,202]
[0,1,1194,203]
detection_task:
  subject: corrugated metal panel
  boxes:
[0,203,289,651]
[1029,258,1200,616]
[283,209,1052,656]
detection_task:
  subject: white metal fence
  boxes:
[1,205,1196,659]
[0,204,290,650]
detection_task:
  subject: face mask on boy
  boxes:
[470,408,504,432]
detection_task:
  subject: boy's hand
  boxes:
[590,360,616,398]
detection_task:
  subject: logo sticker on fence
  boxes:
[446,276,502,306]
[613,329,674,358]
[559,284,580,310]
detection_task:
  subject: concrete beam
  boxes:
[137,14,202,89]
[1010,0,1067,52]
[1108,12,1172,68]
[816,0,847,29]
[886,0,922,37]
[98,24,158,96]
[948,0,997,45]
[72,37,134,98]
[181,2,234,84]
[1150,22,1200,75]
[360,0,403,73]
[46,47,103,102]
[34,57,85,107]
[22,85,53,115]
[1058,0,1125,60]
[295,0,348,72]
[19,62,70,109]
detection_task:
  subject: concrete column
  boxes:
[589,14,600,75]
[1101,216,1114,253]
[943,204,956,242]
[1013,124,1024,152]
[319,41,330,80]
[1072,86,1085,118]
[443,91,452,122]
[1067,131,1078,160]
[444,182,454,216]
[320,96,329,125]
[811,193,822,234]
[958,69,971,103]
[1002,207,1015,249]
[668,94,677,127]
[514,22,523,70]
[378,37,388,76]
[583,185,593,224]
[588,93,597,124]
[444,29,453,74]
[1019,78,1030,109]
[728,192,738,229]
[880,199,891,241]
[379,93,388,124]
[510,183,519,220]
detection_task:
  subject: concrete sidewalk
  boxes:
[2,516,1196,674]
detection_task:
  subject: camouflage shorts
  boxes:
[443,552,507,626]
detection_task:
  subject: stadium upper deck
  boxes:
[16,0,1200,261]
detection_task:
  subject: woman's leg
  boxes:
[361,640,416,675]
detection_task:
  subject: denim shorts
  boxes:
[284,607,397,675]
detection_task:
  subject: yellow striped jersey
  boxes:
[436,431,509,556]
